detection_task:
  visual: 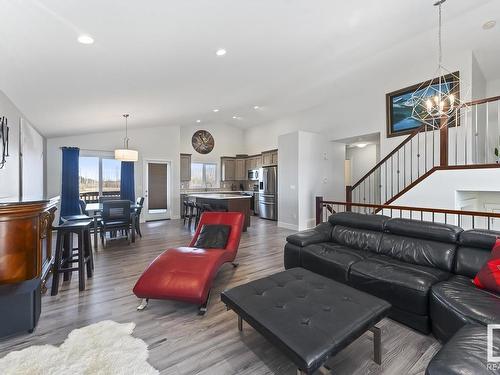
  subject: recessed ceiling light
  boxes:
[356,143,368,148]
[77,34,94,44]
[232,116,242,120]
[483,20,497,30]
[196,119,201,123]
[216,49,227,56]
[213,109,219,113]
[253,106,260,110]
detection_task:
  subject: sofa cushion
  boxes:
[286,222,333,247]
[349,255,450,316]
[301,243,369,283]
[426,324,500,375]
[328,212,389,231]
[332,225,383,252]
[455,229,500,278]
[378,233,457,272]
[430,275,500,342]
[473,239,500,293]
[385,218,462,243]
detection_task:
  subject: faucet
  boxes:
[204,182,212,192]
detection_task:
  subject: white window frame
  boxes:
[190,162,217,188]
[79,151,121,196]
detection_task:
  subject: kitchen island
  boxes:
[188,194,252,231]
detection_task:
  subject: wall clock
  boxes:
[191,130,215,154]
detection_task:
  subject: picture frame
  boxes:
[386,71,460,138]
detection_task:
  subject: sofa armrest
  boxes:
[286,222,333,247]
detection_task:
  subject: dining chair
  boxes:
[133,197,145,237]
[99,200,131,247]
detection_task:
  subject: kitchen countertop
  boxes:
[188,194,253,200]
[181,190,256,194]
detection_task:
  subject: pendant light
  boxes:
[115,114,138,162]
[410,0,469,129]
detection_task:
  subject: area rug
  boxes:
[0,320,159,375]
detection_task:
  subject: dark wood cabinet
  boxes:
[0,197,58,290]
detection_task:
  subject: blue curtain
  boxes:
[120,161,135,202]
[60,147,80,223]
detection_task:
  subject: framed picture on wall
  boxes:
[386,71,460,137]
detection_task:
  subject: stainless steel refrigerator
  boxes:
[258,166,277,220]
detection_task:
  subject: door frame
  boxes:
[142,158,172,221]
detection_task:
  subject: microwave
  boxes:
[248,169,260,181]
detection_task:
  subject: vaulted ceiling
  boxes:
[0,0,498,137]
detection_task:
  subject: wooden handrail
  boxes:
[319,200,500,219]
[463,95,500,107]
[351,124,425,190]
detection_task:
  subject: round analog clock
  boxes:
[191,130,215,154]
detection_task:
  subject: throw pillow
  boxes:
[194,224,231,249]
[473,238,500,293]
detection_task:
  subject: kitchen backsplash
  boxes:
[180,180,257,192]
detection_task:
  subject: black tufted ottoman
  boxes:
[221,267,391,374]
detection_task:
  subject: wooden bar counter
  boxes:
[189,194,252,231]
[0,196,58,337]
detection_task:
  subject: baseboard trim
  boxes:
[277,221,298,231]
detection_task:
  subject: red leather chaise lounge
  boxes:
[133,211,244,314]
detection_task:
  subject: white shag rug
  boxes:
[0,320,159,375]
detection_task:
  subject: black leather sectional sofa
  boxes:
[285,212,500,374]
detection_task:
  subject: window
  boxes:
[190,163,217,188]
[79,155,121,200]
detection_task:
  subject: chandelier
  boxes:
[114,114,139,162]
[410,0,468,129]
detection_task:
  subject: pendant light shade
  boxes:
[115,114,138,162]
[114,148,138,162]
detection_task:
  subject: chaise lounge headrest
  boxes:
[328,212,389,232]
[385,218,462,243]
[459,229,500,249]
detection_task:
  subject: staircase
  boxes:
[347,95,500,207]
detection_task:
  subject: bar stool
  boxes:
[51,220,93,296]
[187,201,197,229]
[183,201,191,225]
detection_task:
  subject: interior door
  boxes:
[143,160,171,221]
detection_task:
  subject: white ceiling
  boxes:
[0,0,498,137]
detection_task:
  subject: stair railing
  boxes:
[347,95,500,206]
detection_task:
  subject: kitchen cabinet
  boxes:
[221,157,236,181]
[180,154,192,181]
[262,150,278,166]
[271,151,278,165]
[235,158,247,180]
[255,155,263,168]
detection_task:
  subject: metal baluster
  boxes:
[424,127,427,172]
[432,212,435,222]
[400,210,402,218]
[472,216,475,229]
[444,213,447,224]
[458,214,461,227]
[410,210,412,220]
[391,156,394,199]
[385,162,388,202]
[464,110,468,164]
[488,217,491,231]
[403,144,406,189]
[420,211,423,221]
[364,180,366,204]
[410,138,413,183]
[397,150,400,193]
[475,105,478,163]
[417,131,420,178]
[454,109,458,165]
[486,102,489,164]
[368,175,371,205]
[433,126,436,167]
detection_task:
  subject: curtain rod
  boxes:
[59,147,114,153]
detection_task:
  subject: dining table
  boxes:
[85,202,141,250]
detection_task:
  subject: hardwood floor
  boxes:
[0,217,440,374]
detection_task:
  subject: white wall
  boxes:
[487,79,500,97]
[244,47,475,167]
[277,132,299,230]
[21,118,44,198]
[346,144,379,185]
[0,89,44,199]
[46,125,181,218]
[179,123,245,188]
[278,130,345,231]
[391,167,500,211]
